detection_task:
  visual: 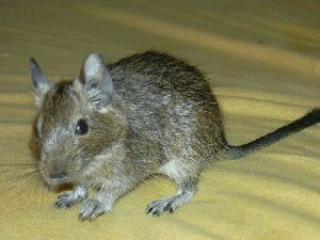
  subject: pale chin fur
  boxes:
[39,162,75,192]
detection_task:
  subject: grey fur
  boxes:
[80,53,114,112]
[29,51,320,220]
[29,58,51,107]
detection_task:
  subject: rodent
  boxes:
[28,50,320,220]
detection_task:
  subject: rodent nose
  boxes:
[49,173,67,180]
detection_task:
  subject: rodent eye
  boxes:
[75,119,88,135]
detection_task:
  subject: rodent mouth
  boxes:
[44,176,74,192]
[39,162,76,192]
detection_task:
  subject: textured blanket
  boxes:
[1,1,319,239]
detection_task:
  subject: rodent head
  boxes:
[29,54,126,191]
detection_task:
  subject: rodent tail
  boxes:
[224,108,320,160]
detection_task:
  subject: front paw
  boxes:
[55,192,78,208]
[79,199,108,220]
[146,198,179,216]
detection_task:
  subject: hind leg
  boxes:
[146,160,199,216]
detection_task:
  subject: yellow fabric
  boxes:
[1,1,319,239]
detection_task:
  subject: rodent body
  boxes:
[29,51,320,220]
[110,52,226,175]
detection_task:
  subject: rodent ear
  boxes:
[79,53,113,112]
[29,57,51,107]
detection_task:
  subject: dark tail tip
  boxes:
[224,108,320,160]
[305,108,320,124]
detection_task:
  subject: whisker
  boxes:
[0,163,37,166]
[0,163,37,168]
[0,167,38,173]
[2,173,42,197]
[1,170,40,188]
[0,169,40,182]
[0,167,39,172]
[1,165,52,202]
[0,163,38,174]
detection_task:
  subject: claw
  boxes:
[79,199,107,220]
[55,192,76,208]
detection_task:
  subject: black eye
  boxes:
[75,119,88,135]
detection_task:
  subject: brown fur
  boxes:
[29,51,227,219]
[29,51,320,220]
